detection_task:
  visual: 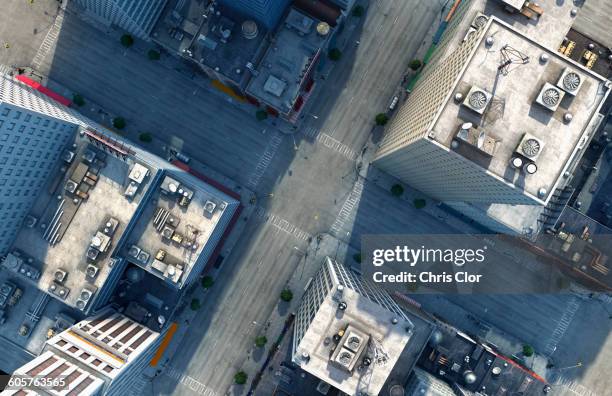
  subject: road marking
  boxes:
[301,128,358,161]
[32,10,64,70]
[253,207,312,242]
[543,296,581,356]
[553,377,599,396]
[246,132,282,189]
[164,366,219,396]
[330,178,364,235]
[302,126,319,139]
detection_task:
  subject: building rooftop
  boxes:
[431,16,609,205]
[2,124,237,312]
[246,7,330,116]
[292,258,418,396]
[152,0,268,89]
[0,269,82,373]
[122,170,232,289]
[6,309,160,395]
[4,128,153,312]
[417,325,549,396]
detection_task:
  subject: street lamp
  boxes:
[556,362,582,371]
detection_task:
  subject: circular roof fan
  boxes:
[469,91,488,109]
[347,336,360,350]
[542,88,560,106]
[338,352,352,365]
[522,138,541,157]
[563,72,581,91]
[474,15,488,29]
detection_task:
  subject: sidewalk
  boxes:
[235,233,357,396]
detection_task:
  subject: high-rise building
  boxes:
[405,368,458,396]
[292,257,417,396]
[0,72,240,315]
[217,0,291,30]
[373,1,610,233]
[4,308,162,396]
[0,79,79,254]
[73,0,167,40]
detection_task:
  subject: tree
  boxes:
[190,298,201,311]
[147,49,161,60]
[353,253,362,263]
[413,198,426,209]
[280,289,293,302]
[112,117,126,129]
[255,336,267,348]
[256,110,268,121]
[409,59,422,71]
[120,34,134,48]
[328,48,342,61]
[522,344,534,357]
[72,94,85,107]
[138,132,152,143]
[375,113,389,126]
[234,371,248,385]
[390,184,404,197]
[201,276,214,289]
[352,5,365,17]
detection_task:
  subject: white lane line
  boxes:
[553,377,599,396]
[246,132,282,189]
[543,296,581,356]
[32,10,64,70]
[330,178,364,235]
[253,207,312,242]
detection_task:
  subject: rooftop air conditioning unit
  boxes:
[557,68,583,96]
[462,86,492,114]
[335,349,355,369]
[343,333,363,353]
[204,200,217,214]
[54,269,67,284]
[535,82,565,111]
[86,264,99,279]
[128,245,141,259]
[137,250,150,264]
[76,287,94,311]
[515,132,545,161]
[471,12,489,29]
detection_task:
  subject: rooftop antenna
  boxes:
[498,45,529,76]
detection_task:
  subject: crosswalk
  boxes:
[253,207,312,242]
[32,10,64,70]
[330,178,365,236]
[553,377,599,396]
[543,296,581,356]
[302,127,359,161]
[246,132,282,190]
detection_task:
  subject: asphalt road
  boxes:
[6,1,605,396]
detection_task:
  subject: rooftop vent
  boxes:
[515,133,545,161]
[86,264,99,279]
[204,200,217,214]
[535,82,565,111]
[462,86,492,114]
[54,269,67,284]
[343,332,364,352]
[316,22,330,36]
[557,68,583,95]
[335,350,355,368]
[76,287,94,311]
[471,13,489,29]
[242,20,258,39]
[128,245,141,259]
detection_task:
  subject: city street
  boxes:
[2,1,609,396]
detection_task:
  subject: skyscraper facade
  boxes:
[73,0,167,40]
[217,0,291,30]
